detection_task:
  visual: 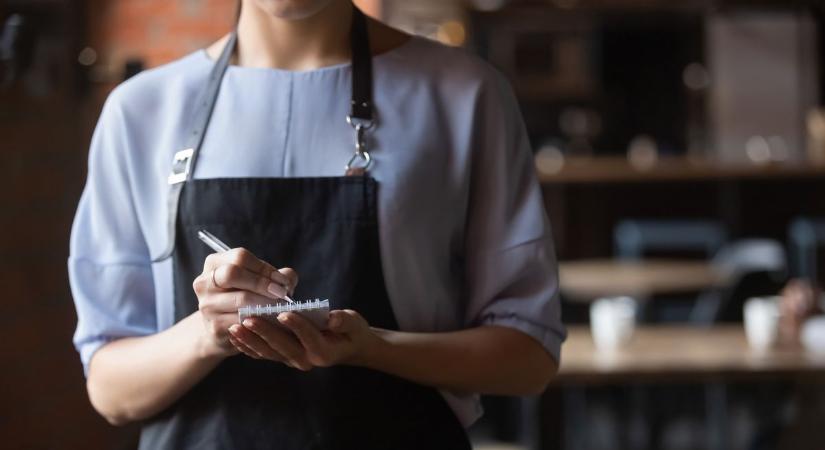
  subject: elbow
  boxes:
[490,327,560,396]
[101,412,131,427]
[86,377,140,426]
[520,351,559,396]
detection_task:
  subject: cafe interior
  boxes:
[2,0,824,449]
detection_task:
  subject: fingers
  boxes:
[228,326,261,359]
[229,323,285,361]
[212,263,288,299]
[197,248,298,301]
[231,311,369,369]
[198,290,277,315]
[204,248,271,276]
[278,312,325,357]
[241,318,311,370]
[277,268,299,295]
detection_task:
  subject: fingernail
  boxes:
[278,313,289,323]
[267,282,285,297]
[229,324,241,334]
[329,316,341,328]
[243,319,255,328]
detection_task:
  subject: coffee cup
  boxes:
[590,296,637,351]
[801,316,825,354]
[744,296,780,352]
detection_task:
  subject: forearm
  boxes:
[86,311,224,425]
[359,325,557,396]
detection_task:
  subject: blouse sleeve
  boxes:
[68,90,157,376]
[463,69,566,364]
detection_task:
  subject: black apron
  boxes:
[140,8,471,450]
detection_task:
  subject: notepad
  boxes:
[238,299,330,330]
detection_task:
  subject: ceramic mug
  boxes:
[744,296,781,352]
[590,296,637,351]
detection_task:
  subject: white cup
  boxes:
[590,296,637,351]
[801,316,825,354]
[743,296,780,352]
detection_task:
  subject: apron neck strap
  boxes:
[183,30,237,164]
[349,7,373,122]
[154,7,373,262]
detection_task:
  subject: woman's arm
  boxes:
[231,309,558,396]
[87,312,225,425]
[88,248,300,425]
[362,326,557,396]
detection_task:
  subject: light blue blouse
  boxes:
[68,35,565,427]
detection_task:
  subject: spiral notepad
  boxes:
[238,299,330,329]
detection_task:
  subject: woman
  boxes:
[69,0,565,448]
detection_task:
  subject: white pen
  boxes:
[197,229,295,304]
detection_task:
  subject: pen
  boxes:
[197,229,295,304]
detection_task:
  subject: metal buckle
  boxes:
[346,114,375,130]
[345,151,372,173]
[167,148,194,185]
[345,115,374,175]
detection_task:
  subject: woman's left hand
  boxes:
[228,309,377,370]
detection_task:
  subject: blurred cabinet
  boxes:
[470,5,704,156]
[707,11,820,164]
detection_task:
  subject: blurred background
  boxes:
[2,0,825,449]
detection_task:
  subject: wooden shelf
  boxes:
[537,156,825,184]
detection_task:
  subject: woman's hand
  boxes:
[228,311,557,395]
[192,247,299,359]
[228,309,377,371]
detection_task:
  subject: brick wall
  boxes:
[87,0,235,80]
[87,0,380,85]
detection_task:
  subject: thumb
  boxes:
[328,309,365,334]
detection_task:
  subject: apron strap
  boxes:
[349,8,373,122]
[152,32,236,262]
[153,7,373,261]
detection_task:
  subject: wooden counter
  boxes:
[558,258,729,301]
[556,325,825,384]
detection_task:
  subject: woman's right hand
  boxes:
[192,247,299,359]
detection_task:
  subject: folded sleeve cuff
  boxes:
[480,313,566,366]
[77,337,114,377]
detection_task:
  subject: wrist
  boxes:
[195,334,224,362]
[189,311,228,363]
[351,327,391,369]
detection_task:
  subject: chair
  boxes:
[788,217,825,283]
[691,239,787,324]
[614,219,728,261]
[613,219,729,322]
[692,240,788,450]
[711,238,786,275]
[610,235,786,449]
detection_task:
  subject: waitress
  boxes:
[69,0,565,448]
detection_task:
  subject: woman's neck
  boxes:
[235,0,353,71]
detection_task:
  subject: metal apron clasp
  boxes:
[345,115,374,176]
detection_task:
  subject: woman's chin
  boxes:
[247,0,342,20]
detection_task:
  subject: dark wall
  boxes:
[0,4,138,449]
[545,177,825,261]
